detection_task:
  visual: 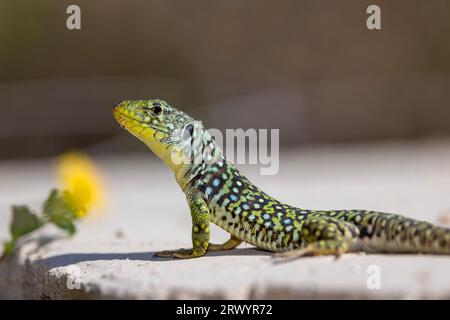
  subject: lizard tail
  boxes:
[359,213,450,255]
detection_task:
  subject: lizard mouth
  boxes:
[113,109,130,129]
[113,107,146,129]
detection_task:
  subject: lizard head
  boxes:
[113,99,196,171]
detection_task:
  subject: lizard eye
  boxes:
[149,105,163,116]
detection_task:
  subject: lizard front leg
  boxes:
[154,198,210,259]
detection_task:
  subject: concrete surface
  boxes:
[2,140,450,299]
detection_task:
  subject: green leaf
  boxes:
[9,205,43,239]
[42,189,77,235]
[43,189,75,219]
[50,213,76,235]
[1,206,43,258]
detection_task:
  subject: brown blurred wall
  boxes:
[1,0,450,158]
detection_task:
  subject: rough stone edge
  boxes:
[2,238,449,300]
[0,246,404,300]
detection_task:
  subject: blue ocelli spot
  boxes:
[212,178,221,187]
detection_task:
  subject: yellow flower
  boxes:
[57,151,105,218]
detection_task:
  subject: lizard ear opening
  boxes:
[182,124,194,140]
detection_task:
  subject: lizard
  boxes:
[113,99,450,259]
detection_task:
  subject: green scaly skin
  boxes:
[113,99,450,259]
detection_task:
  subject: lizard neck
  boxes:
[143,140,181,172]
[174,128,225,192]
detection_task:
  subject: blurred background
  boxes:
[2,2,450,299]
[1,0,450,159]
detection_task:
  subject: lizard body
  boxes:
[113,99,450,259]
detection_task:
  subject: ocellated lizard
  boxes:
[113,99,450,259]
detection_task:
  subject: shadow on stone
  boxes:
[204,247,271,257]
[37,247,271,268]
[38,252,155,268]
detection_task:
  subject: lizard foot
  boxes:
[207,236,242,252]
[275,241,348,262]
